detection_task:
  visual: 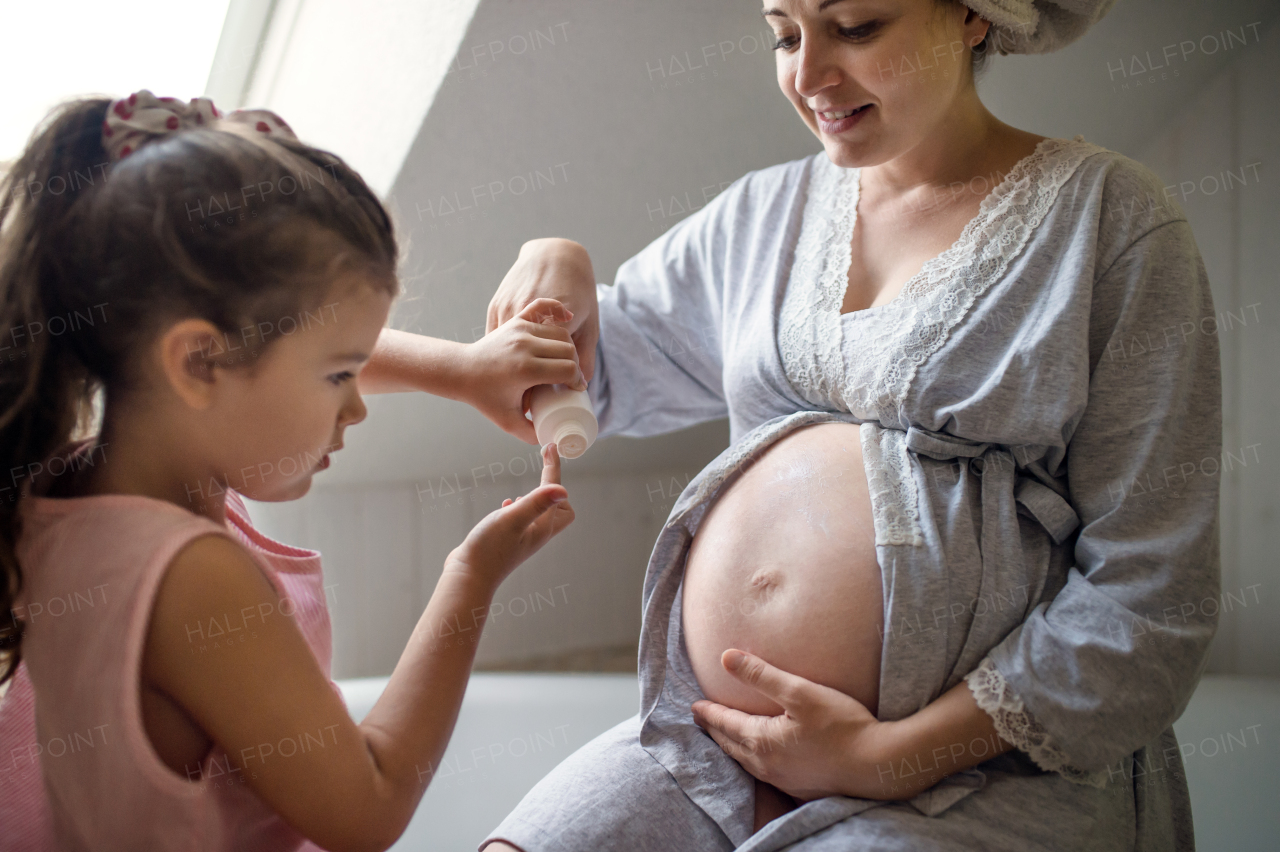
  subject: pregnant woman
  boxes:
[482,0,1220,849]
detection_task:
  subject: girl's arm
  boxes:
[360,299,585,444]
[357,328,472,396]
[142,446,572,852]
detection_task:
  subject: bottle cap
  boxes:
[554,422,589,459]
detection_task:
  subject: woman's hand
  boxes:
[691,649,903,802]
[487,238,600,385]
[444,442,575,589]
[464,298,584,444]
[692,649,1013,803]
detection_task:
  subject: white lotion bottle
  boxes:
[529,384,598,459]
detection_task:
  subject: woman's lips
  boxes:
[815,104,871,134]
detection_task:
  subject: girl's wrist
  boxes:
[439,553,505,599]
[416,336,473,401]
[446,341,480,401]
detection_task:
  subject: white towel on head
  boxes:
[963,0,1117,54]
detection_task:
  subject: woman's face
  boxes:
[766,0,990,168]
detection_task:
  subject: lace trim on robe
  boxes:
[859,423,923,546]
[966,656,1109,787]
[777,136,1103,548]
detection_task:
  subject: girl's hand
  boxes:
[486,237,599,382]
[444,442,574,588]
[691,650,910,802]
[465,298,585,444]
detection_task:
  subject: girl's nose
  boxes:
[339,386,367,427]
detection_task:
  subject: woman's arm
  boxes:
[485,174,756,440]
[974,217,1221,773]
[486,238,600,384]
[695,219,1221,798]
[692,650,1011,801]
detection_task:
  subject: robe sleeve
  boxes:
[973,218,1222,774]
[587,183,740,439]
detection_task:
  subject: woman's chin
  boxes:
[818,122,910,171]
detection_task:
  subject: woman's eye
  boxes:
[328,370,355,386]
[838,22,881,40]
[772,21,880,51]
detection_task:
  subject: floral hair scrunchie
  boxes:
[101,89,296,162]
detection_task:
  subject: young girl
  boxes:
[0,91,581,851]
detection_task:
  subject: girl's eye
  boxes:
[772,34,799,51]
[328,370,355,386]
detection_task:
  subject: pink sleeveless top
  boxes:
[0,489,338,852]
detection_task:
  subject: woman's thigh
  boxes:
[742,756,1136,852]
[482,715,735,852]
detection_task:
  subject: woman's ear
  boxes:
[964,11,992,48]
[157,318,226,411]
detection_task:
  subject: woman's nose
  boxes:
[793,38,842,100]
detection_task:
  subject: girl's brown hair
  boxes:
[0,97,399,684]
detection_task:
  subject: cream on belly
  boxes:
[681,423,884,717]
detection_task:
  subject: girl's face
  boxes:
[766,0,988,168]
[207,272,393,503]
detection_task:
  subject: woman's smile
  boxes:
[813,102,874,133]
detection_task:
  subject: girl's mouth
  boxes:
[318,453,331,470]
[815,104,872,134]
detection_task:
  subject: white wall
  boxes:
[212,0,484,194]
[249,468,685,674]
[253,0,808,676]
[247,0,1280,678]
[1134,19,1279,677]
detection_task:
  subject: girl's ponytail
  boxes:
[0,99,113,683]
[0,93,399,685]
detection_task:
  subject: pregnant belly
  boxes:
[682,423,884,717]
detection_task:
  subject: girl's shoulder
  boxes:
[17,490,237,621]
[16,441,244,613]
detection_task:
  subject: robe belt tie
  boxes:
[904,426,1081,545]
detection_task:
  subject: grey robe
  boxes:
[485,136,1220,851]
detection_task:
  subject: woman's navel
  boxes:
[747,567,782,598]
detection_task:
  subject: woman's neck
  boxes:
[861,93,1037,199]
